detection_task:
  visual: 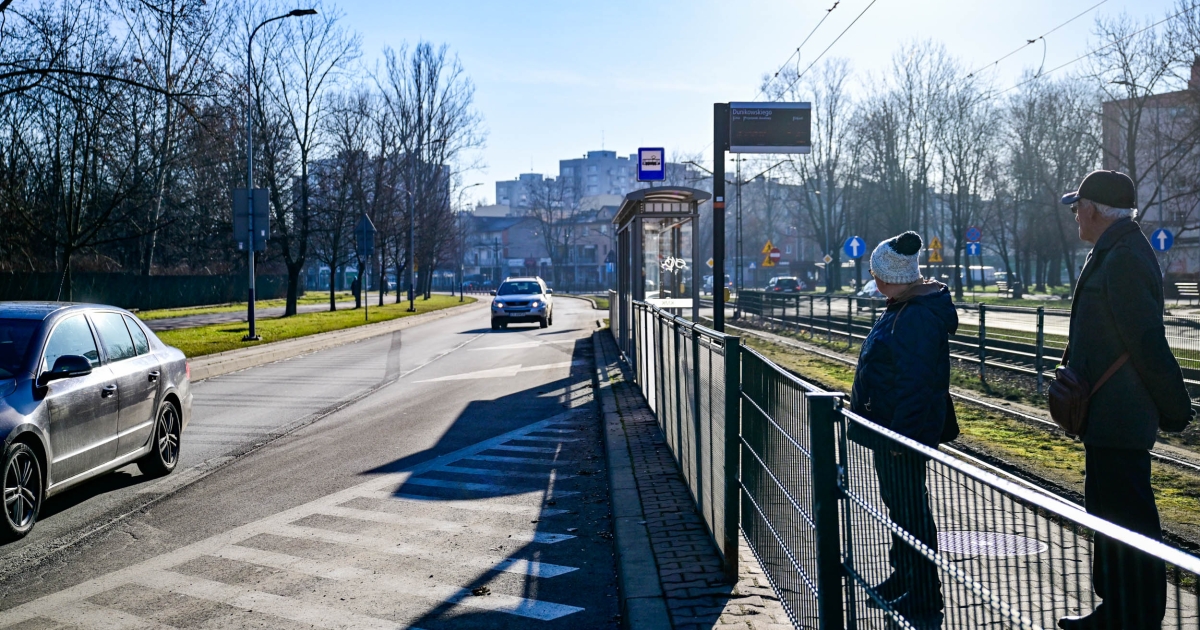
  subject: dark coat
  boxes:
[1067,217,1192,449]
[851,282,959,447]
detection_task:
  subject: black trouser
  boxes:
[873,444,942,607]
[1085,445,1166,629]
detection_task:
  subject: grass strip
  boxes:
[157,294,471,358]
[138,291,356,321]
[742,334,1200,539]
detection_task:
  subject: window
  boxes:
[91,312,136,363]
[43,316,100,370]
[124,315,150,355]
[588,165,597,173]
[0,319,39,379]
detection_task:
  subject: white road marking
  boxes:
[503,435,581,443]
[437,464,576,480]
[416,360,588,383]
[368,491,569,517]
[373,476,579,497]
[0,410,589,629]
[470,340,576,350]
[487,444,562,454]
[463,454,576,465]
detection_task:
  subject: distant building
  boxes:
[1102,57,1200,280]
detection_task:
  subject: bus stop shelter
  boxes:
[613,186,710,353]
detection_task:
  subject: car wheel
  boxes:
[539,317,548,329]
[548,311,554,326]
[1,441,42,541]
[500,323,508,329]
[491,320,499,330]
[137,400,181,477]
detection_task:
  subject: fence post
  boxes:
[809,294,815,338]
[1036,306,1045,395]
[807,391,845,629]
[723,335,742,583]
[826,295,833,343]
[978,303,987,383]
[846,296,853,349]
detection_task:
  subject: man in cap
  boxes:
[1057,170,1192,629]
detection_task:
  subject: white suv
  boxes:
[490,277,554,329]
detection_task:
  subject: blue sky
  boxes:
[338,0,1179,205]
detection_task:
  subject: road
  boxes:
[0,297,618,629]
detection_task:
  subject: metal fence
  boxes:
[622,297,1200,629]
[735,290,1200,400]
[627,300,741,578]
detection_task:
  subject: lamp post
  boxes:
[244,8,316,341]
[455,182,483,302]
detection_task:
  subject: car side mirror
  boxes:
[490,290,497,296]
[546,289,553,294]
[38,355,92,386]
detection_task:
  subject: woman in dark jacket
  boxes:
[850,231,958,621]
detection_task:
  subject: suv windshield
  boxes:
[775,278,799,289]
[0,319,39,379]
[498,281,542,296]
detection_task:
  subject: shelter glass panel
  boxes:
[643,217,694,308]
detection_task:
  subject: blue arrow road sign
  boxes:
[966,242,981,256]
[966,226,982,243]
[1152,228,1174,252]
[843,236,866,259]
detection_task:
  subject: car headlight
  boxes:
[493,301,505,308]
[531,300,541,308]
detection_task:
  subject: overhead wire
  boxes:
[755,1,841,100]
[995,3,1195,96]
[780,0,880,94]
[965,0,1109,80]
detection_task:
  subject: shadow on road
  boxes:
[361,337,619,628]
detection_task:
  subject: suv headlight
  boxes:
[531,300,541,308]
[493,301,505,308]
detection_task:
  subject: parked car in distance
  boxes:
[490,277,554,329]
[765,276,806,292]
[703,274,733,295]
[0,302,191,541]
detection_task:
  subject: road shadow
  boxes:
[356,337,620,628]
[37,466,147,520]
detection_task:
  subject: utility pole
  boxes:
[244,8,316,341]
[713,103,729,332]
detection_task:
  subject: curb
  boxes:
[189,299,485,382]
[592,329,671,629]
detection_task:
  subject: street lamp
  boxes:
[243,8,317,341]
[456,182,484,302]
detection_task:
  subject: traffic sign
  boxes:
[232,188,269,252]
[929,249,943,263]
[843,236,866,259]
[1152,228,1174,252]
[966,226,982,243]
[929,236,943,250]
[355,214,377,258]
[762,256,775,268]
[966,242,981,256]
[822,254,833,264]
[769,248,782,262]
[706,257,714,268]
[761,240,774,254]
[637,147,665,182]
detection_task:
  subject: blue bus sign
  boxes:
[1152,228,1174,252]
[843,236,866,259]
[637,147,665,181]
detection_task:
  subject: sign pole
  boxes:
[713,103,729,332]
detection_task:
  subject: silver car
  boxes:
[490,277,554,329]
[0,303,191,541]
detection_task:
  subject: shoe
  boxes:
[1058,610,1117,630]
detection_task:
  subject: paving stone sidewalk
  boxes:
[596,331,793,630]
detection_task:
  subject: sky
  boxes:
[337,0,1181,205]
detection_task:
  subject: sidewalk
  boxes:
[592,329,792,630]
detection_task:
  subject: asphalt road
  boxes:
[0,297,618,629]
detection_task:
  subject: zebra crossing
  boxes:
[0,408,613,629]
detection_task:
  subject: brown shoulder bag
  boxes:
[1048,345,1129,437]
